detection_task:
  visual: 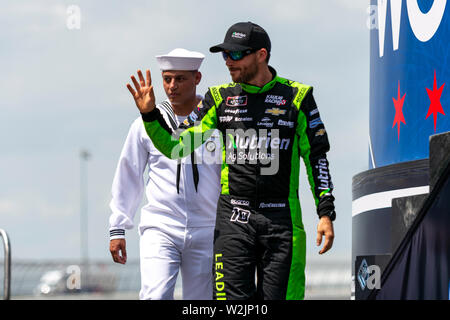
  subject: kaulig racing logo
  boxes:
[265,95,287,106]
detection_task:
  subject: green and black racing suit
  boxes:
[141,66,335,300]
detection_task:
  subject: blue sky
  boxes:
[0,0,369,264]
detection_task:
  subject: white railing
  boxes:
[0,229,11,300]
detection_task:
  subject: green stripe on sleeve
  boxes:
[143,105,218,159]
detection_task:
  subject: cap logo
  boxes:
[232,32,246,39]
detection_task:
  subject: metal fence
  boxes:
[0,259,141,299]
[305,258,352,299]
[0,258,351,300]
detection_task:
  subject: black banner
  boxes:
[370,163,450,300]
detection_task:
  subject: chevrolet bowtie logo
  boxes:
[265,108,286,116]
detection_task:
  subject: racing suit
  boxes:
[141,66,336,300]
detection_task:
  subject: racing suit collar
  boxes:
[239,66,278,94]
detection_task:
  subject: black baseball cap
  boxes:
[209,22,271,53]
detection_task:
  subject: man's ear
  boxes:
[195,71,202,85]
[257,48,268,64]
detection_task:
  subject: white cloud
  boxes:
[0,199,20,215]
[0,194,76,219]
[0,2,66,33]
[335,0,369,11]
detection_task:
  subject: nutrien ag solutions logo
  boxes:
[170,126,287,175]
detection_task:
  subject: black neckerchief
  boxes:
[159,101,199,194]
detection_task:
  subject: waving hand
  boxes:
[127,69,156,113]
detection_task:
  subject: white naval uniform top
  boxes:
[109,99,222,239]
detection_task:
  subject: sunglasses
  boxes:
[222,49,257,61]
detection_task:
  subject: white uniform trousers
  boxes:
[139,225,214,300]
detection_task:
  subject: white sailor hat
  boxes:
[156,48,205,71]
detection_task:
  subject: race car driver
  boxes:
[128,22,336,300]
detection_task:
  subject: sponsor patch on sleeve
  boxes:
[226,96,248,107]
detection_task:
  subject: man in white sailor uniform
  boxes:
[108,48,222,300]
